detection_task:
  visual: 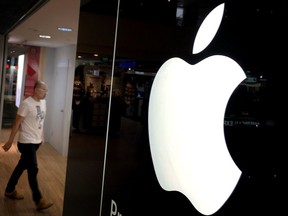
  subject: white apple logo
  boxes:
[148,3,246,215]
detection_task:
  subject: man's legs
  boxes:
[5,143,27,194]
[5,160,25,193]
[17,143,42,203]
[5,155,26,199]
[6,143,42,201]
[23,143,53,210]
[5,143,53,210]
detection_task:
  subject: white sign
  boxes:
[148,3,246,215]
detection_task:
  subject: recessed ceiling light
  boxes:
[39,35,51,39]
[57,27,72,32]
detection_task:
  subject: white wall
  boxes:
[42,45,76,157]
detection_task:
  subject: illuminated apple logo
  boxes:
[148,3,246,215]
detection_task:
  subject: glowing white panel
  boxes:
[148,3,245,215]
[149,56,245,215]
[16,54,25,107]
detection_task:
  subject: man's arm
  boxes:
[2,114,24,152]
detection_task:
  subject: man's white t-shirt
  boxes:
[17,96,46,144]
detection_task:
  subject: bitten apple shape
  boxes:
[148,3,246,216]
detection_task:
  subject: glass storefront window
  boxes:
[64,1,286,215]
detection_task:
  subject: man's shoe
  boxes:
[5,190,24,200]
[36,198,53,211]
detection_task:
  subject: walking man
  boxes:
[2,80,53,210]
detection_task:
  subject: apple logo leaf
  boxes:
[193,3,225,54]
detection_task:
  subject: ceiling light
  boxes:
[57,27,72,32]
[39,35,51,39]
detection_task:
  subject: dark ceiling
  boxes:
[78,0,288,64]
[80,0,181,24]
[0,0,47,35]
